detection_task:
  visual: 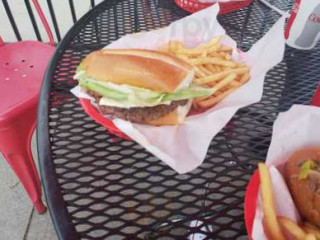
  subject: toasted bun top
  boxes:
[286,148,320,170]
[80,49,194,93]
[285,148,320,228]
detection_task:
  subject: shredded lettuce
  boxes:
[299,160,318,180]
[79,80,128,100]
[76,73,214,108]
[162,88,214,102]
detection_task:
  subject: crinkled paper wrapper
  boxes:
[252,105,320,239]
[72,4,286,174]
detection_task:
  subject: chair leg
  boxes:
[0,112,46,214]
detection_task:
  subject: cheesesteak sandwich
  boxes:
[74,49,214,125]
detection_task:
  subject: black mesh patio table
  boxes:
[37,0,320,239]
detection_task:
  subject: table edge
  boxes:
[36,1,112,239]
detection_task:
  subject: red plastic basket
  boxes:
[244,170,260,240]
[244,87,320,239]
[174,0,253,14]
[79,98,132,140]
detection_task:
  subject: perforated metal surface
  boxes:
[38,0,320,239]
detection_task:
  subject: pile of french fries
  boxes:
[161,36,250,109]
[259,163,320,240]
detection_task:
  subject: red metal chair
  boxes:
[0,0,55,213]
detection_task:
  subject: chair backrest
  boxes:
[1,0,55,46]
[31,0,55,46]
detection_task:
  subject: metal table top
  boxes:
[37,0,320,239]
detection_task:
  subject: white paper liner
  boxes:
[71,4,286,174]
[252,105,320,239]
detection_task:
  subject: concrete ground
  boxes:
[0,133,58,240]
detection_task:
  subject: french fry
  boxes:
[208,52,226,59]
[215,66,224,72]
[224,54,232,60]
[259,163,286,240]
[176,53,189,61]
[194,66,207,78]
[218,45,233,52]
[240,72,250,84]
[206,45,220,52]
[238,63,247,68]
[278,217,306,240]
[195,67,249,84]
[222,66,232,71]
[160,46,170,52]
[188,57,237,67]
[169,41,182,52]
[212,74,237,92]
[198,65,213,76]
[305,234,317,240]
[174,41,218,56]
[205,64,217,73]
[215,52,231,60]
[303,222,320,239]
[196,36,222,50]
[160,38,250,110]
[201,51,207,57]
[177,47,209,55]
[211,65,220,72]
[197,87,238,108]
[229,80,242,87]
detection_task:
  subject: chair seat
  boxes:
[0,41,55,123]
